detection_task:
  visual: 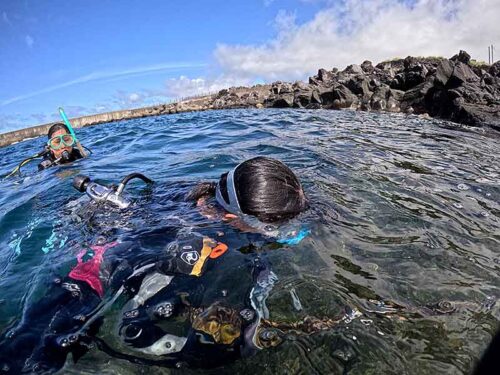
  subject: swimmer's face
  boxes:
[49,129,73,159]
[196,197,255,232]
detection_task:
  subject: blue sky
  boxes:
[1,0,498,133]
[0,0,325,132]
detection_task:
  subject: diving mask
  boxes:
[215,164,310,244]
[48,134,75,150]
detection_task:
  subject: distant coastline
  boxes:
[0,94,221,148]
[1,50,498,148]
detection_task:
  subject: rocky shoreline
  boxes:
[1,50,499,148]
[214,50,500,131]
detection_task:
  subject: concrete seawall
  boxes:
[0,94,220,148]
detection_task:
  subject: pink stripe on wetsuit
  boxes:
[69,242,118,298]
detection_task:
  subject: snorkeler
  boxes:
[37,122,85,170]
[104,157,312,364]
[5,108,88,177]
[0,157,311,373]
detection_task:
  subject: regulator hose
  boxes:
[116,173,154,196]
[6,149,49,177]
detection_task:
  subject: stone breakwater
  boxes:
[1,50,499,148]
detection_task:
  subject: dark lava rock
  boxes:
[450,50,471,64]
[347,76,371,97]
[318,68,334,82]
[449,62,479,87]
[489,61,500,77]
[370,86,390,110]
[361,60,374,73]
[272,93,294,108]
[306,103,322,109]
[226,50,499,131]
[332,85,358,109]
[344,64,364,75]
[435,60,455,87]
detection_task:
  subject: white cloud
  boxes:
[273,9,297,34]
[164,75,252,98]
[214,0,500,81]
[129,93,141,102]
[25,34,34,48]
[2,11,11,25]
[0,62,206,107]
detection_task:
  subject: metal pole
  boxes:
[489,46,491,64]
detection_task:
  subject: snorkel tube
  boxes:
[59,107,87,157]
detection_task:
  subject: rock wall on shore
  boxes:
[215,50,500,130]
[1,50,499,148]
[0,96,220,148]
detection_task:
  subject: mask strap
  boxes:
[216,163,244,215]
[215,163,308,242]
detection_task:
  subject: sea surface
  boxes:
[0,109,499,374]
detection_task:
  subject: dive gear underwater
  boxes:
[73,173,153,209]
[156,235,228,277]
[69,241,119,297]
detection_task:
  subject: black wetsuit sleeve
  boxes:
[38,155,54,171]
[72,148,84,160]
[0,279,101,374]
[0,242,138,374]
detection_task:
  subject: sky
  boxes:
[1,0,499,133]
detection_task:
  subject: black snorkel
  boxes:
[73,173,153,209]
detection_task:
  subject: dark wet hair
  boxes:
[187,157,309,223]
[47,123,70,139]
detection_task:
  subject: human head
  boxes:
[47,123,74,159]
[217,157,308,223]
[189,157,309,224]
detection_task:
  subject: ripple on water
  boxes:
[0,109,499,374]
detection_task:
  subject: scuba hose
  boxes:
[73,173,154,209]
[116,173,153,195]
[83,145,93,155]
[5,148,49,178]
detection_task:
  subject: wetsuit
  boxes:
[38,148,84,171]
[0,229,270,373]
[105,238,273,368]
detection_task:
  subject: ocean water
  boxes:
[0,109,499,374]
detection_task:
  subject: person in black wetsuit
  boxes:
[104,157,311,366]
[38,123,85,171]
[0,157,310,373]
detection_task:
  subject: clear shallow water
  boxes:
[0,109,499,374]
